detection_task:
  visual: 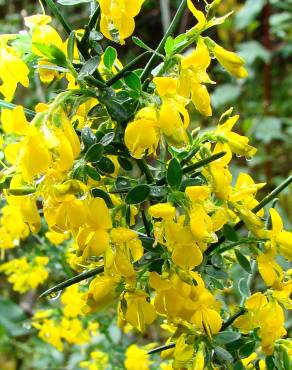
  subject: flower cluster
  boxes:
[0,0,291,369]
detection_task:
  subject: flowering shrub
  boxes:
[0,0,291,369]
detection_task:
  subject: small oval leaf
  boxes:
[125,184,150,204]
[85,143,104,162]
[91,188,114,208]
[167,158,182,189]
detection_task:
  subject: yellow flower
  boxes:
[83,275,120,313]
[124,344,151,370]
[1,105,30,135]
[268,208,292,260]
[0,35,29,101]
[99,0,144,45]
[235,292,287,355]
[148,203,176,220]
[179,38,212,116]
[125,107,159,158]
[124,291,156,332]
[257,249,283,288]
[173,335,194,370]
[215,111,257,158]
[187,0,207,31]
[213,43,248,79]
[0,256,49,293]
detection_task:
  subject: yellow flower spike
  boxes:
[187,0,207,31]
[1,106,30,135]
[124,344,152,370]
[213,43,248,79]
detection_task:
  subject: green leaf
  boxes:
[116,176,131,189]
[103,46,117,69]
[99,88,138,122]
[238,277,250,298]
[235,250,252,274]
[150,186,167,198]
[91,188,114,208]
[125,184,151,204]
[67,31,75,61]
[96,157,115,174]
[124,72,141,91]
[78,56,101,79]
[164,36,175,55]
[81,126,97,149]
[239,340,256,358]
[234,361,245,370]
[84,165,101,181]
[58,0,91,4]
[85,143,104,162]
[211,253,225,268]
[223,224,239,242]
[214,346,233,363]
[99,131,115,146]
[205,266,228,280]
[167,158,182,189]
[118,156,133,171]
[215,331,241,345]
[33,43,67,66]
[132,36,152,51]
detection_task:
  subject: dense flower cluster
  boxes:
[0,0,291,369]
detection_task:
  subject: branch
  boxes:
[140,0,187,83]
[39,266,104,299]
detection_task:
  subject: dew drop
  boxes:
[236,154,242,158]
[22,321,32,330]
[48,290,61,301]
[225,280,233,289]
[246,156,253,162]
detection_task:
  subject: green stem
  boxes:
[39,266,104,299]
[42,0,104,83]
[180,147,200,167]
[106,51,150,87]
[182,152,226,174]
[81,4,100,45]
[140,0,187,83]
[156,151,226,186]
[136,159,154,184]
[147,343,175,355]
[0,99,35,119]
[42,0,72,35]
[221,308,246,331]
